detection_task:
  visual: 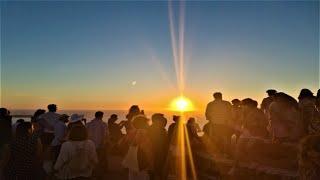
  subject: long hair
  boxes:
[16,122,32,139]
[275,92,299,110]
[68,125,88,141]
[32,109,45,122]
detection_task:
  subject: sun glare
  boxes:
[170,96,194,112]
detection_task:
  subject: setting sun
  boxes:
[170,96,194,112]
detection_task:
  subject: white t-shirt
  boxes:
[51,121,67,146]
[39,112,60,133]
[54,140,98,179]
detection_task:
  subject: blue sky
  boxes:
[1,1,319,110]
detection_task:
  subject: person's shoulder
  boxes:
[168,123,175,128]
[86,120,94,126]
[61,141,72,148]
[223,100,231,105]
[101,121,108,126]
[206,101,215,107]
[207,101,214,105]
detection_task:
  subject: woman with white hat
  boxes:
[54,124,98,179]
[67,114,85,131]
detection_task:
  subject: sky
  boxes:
[1,1,319,111]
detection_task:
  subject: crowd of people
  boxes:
[0,88,320,180]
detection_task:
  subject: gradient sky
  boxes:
[1,1,319,111]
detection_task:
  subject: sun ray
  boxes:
[168,1,197,179]
[168,0,180,89]
[179,0,185,93]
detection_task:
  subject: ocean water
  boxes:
[10,109,207,129]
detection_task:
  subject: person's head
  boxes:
[59,114,69,123]
[16,122,32,138]
[188,117,196,124]
[127,105,141,120]
[95,111,104,119]
[132,115,149,130]
[266,89,277,97]
[68,125,88,141]
[151,113,167,128]
[298,89,314,100]
[252,100,258,108]
[0,108,9,117]
[47,104,57,112]
[275,92,299,109]
[0,108,12,124]
[16,119,25,124]
[108,114,118,124]
[231,99,241,106]
[70,114,84,124]
[129,105,140,115]
[173,115,181,123]
[213,92,222,100]
[32,109,46,122]
[241,98,254,111]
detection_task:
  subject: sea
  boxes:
[10,109,207,130]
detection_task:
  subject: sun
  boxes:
[170,96,194,112]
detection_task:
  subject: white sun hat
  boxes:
[70,114,84,123]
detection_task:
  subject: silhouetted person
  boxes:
[316,89,320,110]
[186,117,203,152]
[269,92,303,142]
[4,122,43,180]
[87,111,108,151]
[241,98,268,138]
[0,108,12,179]
[298,89,318,134]
[54,125,98,179]
[12,119,25,135]
[298,135,320,180]
[231,99,242,132]
[122,115,153,180]
[205,92,232,124]
[86,111,109,178]
[0,108,12,146]
[187,117,201,134]
[168,115,181,144]
[31,109,46,123]
[261,89,277,115]
[108,114,125,144]
[205,92,232,154]
[38,104,60,147]
[148,113,169,180]
[51,114,69,162]
[125,105,141,132]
